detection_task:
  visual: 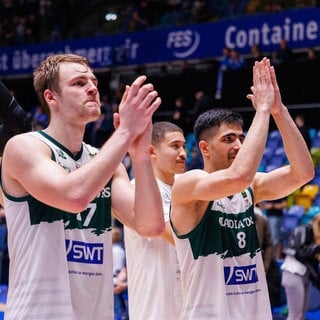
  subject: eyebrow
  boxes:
[71,74,98,84]
[222,132,245,139]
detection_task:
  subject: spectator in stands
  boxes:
[129,0,149,31]
[281,213,320,320]
[159,1,185,27]
[192,90,213,121]
[88,94,116,148]
[112,227,128,320]
[191,0,211,23]
[29,105,49,130]
[218,49,248,106]
[170,96,192,134]
[255,205,282,309]
[14,15,27,45]
[272,38,293,65]
[214,46,231,100]
[226,49,247,71]
[294,114,311,151]
[261,197,288,259]
[0,204,9,285]
[186,146,203,170]
[245,44,264,67]
[113,266,128,320]
[306,47,319,63]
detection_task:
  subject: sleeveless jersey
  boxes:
[3,131,113,320]
[171,188,272,320]
[124,178,182,319]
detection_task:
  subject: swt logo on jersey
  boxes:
[224,264,258,285]
[66,240,104,264]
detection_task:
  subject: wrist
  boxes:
[129,149,150,160]
[271,104,287,116]
[255,107,271,115]
[113,127,135,145]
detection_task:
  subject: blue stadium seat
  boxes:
[310,176,320,186]
[274,147,286,159]
[263,147,274,161]
[265,164,279,172]
[311,138,320,148]
[281,205,305,233]
[269,130,281,140]
[269,156,284,167]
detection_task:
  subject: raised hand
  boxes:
[117,75,161,140]
[247,57,275,113]
[268,62,285,114]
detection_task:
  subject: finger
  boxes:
[144,96,162,117]
[269,66,279,91]
[134,83,154,103]
[246,94,257,109]
[127,75,147,100]
[139,89,159,110]
[119,85,130,105]
[265,57,271,67]
[246,94,253,101]
[253,61,263,87]
[263,64,272,86]
[113,113,120,129]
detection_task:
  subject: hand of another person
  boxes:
[114,280,127,294]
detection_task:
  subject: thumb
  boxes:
[246,94,257,109]
[113,113,120,129]
[246,94,253,101]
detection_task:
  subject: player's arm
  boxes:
[0,81,32,156]
[111,162,164,238]
[252,61,314,203]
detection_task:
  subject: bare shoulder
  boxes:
[1,133,52,198]
[3,132,52,181]
[4,133,50,164]
[5,132,44,152]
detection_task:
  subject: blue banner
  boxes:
[0,7,319,77]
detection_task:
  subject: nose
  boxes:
[180,147,187,158]
[87,80,98,95]
[233,139,242,149]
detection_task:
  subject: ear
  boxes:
[149,144,156,158]
[44,89,56,105]
[199,140,209,157]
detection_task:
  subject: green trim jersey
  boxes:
[124,178,182,319]
[3,131,113,320]
[171,188,272,320]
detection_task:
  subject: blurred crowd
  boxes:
[0,0,319,47]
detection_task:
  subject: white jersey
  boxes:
[124,178,182,320]
[171,188,272,320]
[3,131,114,320]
